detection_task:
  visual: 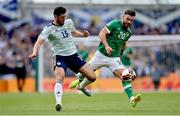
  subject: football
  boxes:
[121,69,136,82]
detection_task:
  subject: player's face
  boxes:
[122,14,135,28]
[56,14,66,26]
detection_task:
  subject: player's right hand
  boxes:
[105,46,113,55]
[29,53,37,59]
[82,30,89,37]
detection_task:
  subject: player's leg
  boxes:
[110,58,142,107]
[69,69,88,89]
[113,68,134,98]
[70,51,103,89]
[70,65,98,89]
[16,69,26,92]
[17,77,21,91]
[54,67,65,111]
[53,55,68,111]
[20,77,26,91]
[77,64,96,96]
[66,53,96,96]
[69,72,84,89]
[19,70,26,92]
[76,72,85,82]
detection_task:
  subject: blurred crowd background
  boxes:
[0,0,179,91]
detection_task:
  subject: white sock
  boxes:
[54,82,63,105]
[76,73,84,81]
[76,73,82,78]
[79,78,92,88]
[130,96,135,101]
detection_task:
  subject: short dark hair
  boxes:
[53,6,66,16]
[124,9,136,16]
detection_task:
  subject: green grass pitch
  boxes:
[0,92,180,115]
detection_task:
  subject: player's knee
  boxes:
[54,68,65,82]
[89,77,96,82]
[87,73,96,82]
[90,77,96,82]
[122,69,130,77]
[91,73,97,82]
[55,74,64,82]
[56,78,63,83]
[114,68,124,78]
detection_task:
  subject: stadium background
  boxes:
[0,0,180,115]
[0,0,179,92]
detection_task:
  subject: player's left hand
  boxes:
[82,30,89,37]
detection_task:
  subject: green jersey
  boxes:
[122,47,133,66]
[98,19,132,57]
[78,50,89,60]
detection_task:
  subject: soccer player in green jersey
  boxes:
[70,9,142,107]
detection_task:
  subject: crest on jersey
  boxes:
[48,34,57,41]
[126,32,130,37]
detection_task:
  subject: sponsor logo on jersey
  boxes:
[57,62,61,66]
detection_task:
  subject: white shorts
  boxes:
[88,51,125,72]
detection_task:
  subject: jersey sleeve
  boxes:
[38,26,50,41]
[66,19,75,32]
[106,19,118,33]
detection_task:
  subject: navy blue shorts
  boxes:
[54,53,86,73]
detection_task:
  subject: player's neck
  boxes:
[52,20,63,26]
[123,26,128,30]
[122,24,128,30]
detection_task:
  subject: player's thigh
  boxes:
[65,53,86,73]
[79,63,96,81]
[108,58,125,78]
[54,55,67,81]
[88,52,107,70]
[88,57,102,71]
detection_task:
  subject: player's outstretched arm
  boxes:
[29,38,45,59]
[72,30,89,37]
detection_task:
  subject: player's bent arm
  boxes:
[29,38,45,58]
[99,26,110,48]
[71,30,89,37]
[99,26,113,55]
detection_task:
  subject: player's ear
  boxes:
[122,15,126,20]
[54,15,58,19]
